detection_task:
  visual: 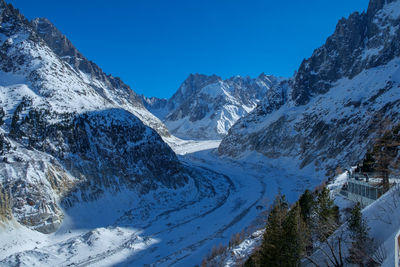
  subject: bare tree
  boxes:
[305,229,346,267]
[369,119,400,191]
[371,244,387,265]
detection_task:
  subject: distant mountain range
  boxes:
[143,73,282,140]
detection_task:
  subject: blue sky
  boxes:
[9,0,369,98]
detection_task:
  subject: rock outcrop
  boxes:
[291,0,400,105]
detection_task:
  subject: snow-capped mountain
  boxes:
[0,0,187,233]
[2,0,400,265]
[30,17,171,138]
[1,3,287,265]
[143,73,282,140]
[219,0,400,174]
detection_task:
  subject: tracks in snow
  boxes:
[1,143,270,267]
[145,153,268,266]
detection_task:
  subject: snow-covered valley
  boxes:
[1,0,400,265]
[0,140,323,266]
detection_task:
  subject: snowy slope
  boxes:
[0,0,188,234]
[0,140,324,266]
[305,175,400,266]
[0,223,158,267]
[30,17,171,138]
[144,73,283,140]
[363,185,400,266]
[219,0,400,175]
[0,3,318,266]
[2,0,399,265]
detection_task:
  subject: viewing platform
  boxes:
[339,172,400,207]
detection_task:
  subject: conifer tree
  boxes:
[244,255,256,267]
[298,189,315,223]
[347,202,376,266]
[348,203,367,239]
[315,187,340,242]
[256,196,311,266]
[361,152,375,173]
[281,203,309,266]
[259,195,288,266]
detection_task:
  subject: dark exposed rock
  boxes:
[0,107,4,126]
[10,107,186,192]
[0,133,10,155]
[7,179,63,233]
[291,0,400,105]
[3,104,188,231]
[0,183,11,221]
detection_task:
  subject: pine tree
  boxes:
[347,202,376,266]
[361,152,375,173]
[255,196,311,266]
[281,203,309,266]
[298,189,315,223]
[259,195,288,266]
[297,189,316,255]
[348,203,367,239]
[315,187,340,242]
[244,255,256,267]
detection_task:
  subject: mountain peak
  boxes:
[29,16,145,109]
[290,0,400,105]
[367,0,398,17]
[31,17,55,32]
[31,17,51,24]
[31,17,82,59]
[176,73,221,97]
[258,72,267,78]
[147,72,280,139]
[0,0,11,13]
[0,0,28,26]
[186,73,221,82]
[0,0,6,10]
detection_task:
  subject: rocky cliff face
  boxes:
[291,0,400,105]
[219,0,400,175]
[144,73,281,139]
[0,0,187,233]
